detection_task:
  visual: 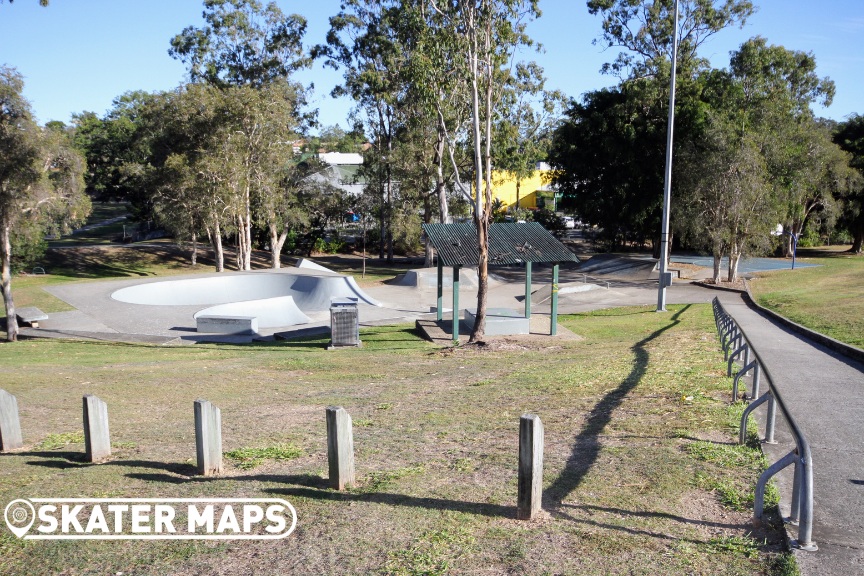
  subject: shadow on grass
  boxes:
[124,471,330,489]
[119,467,512,518]
[21,450,90,469]
[564,503,743,531]
[545,305,690,506]
[551,503,753,546]
[268,486,512,518]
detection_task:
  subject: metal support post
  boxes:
[436,259,443,322]
[550,264,559,336]
[452,266,460,344]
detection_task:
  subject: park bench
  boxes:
[16,307,49,328]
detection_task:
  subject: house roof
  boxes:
[319,152,364,165]
[422,222,578,267]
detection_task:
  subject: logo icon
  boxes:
[3,498,296,540]
[4,499,36,538]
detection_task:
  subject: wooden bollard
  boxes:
[517,414,544,520]
[326,406,355,490]
[194,399,222,476]
[83,395,111,462]
[0,389,23,452]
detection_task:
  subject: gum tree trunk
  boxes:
[269,223,288,269]
[1,220,18,342]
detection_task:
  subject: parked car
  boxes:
[561,216,575,229]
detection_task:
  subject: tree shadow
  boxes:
[549,502,768,546]
[544,305,690,505]
[22,451,90,469]
[265,486,512,518]
[119,464,329,490]
[118,465,512,518]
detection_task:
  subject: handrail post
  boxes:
[765,394,777,444]
[796,445,817,551]
[739,392,770,445]
[754,450,797,522]
[752,362,761,398]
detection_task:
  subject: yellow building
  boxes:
[488,162,555,211]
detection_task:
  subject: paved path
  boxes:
[717,292,864,575]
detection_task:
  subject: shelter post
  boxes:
[551,264,559,335]
[524,262,532,319]
[452,265,461,344]
[436,259,443,322]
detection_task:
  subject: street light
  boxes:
[656,0,680,312]
[771,224,799,270]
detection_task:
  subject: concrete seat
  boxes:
[195,315,258,335]
[16,307,48,328]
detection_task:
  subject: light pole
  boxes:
[657,0,680,312]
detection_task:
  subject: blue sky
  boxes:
[0,0,861,130]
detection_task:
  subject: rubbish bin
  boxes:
[329,297,360,348]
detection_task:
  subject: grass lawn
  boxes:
[748,247,864,348]
[0,305,793,575]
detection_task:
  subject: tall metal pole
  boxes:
[657,0,680,312]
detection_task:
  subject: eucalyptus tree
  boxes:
[551,0,754,255]
[170,0,313,270]
[587,0,754,79]
[169,0,311,88]
[675,92,777,282]
[317,0,409,263]
[834,115,864,254]
[72,91,158,223]
[728,37,836,257]
[425,0,542,342]
[0,67,88,341]
[138,86,228,269]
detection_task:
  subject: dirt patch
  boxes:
[695,278,748,292]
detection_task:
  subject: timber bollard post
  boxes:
[83,395,111,462]
[326,406,355,490]
[194,399,223,476]
[518,414,544,520]
[0,389,23,452]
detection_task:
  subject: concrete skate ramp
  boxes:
[295,258,336,273]
[193,296,310,328]
[393,267,504,289]
[111,271,382,310]
[576,254,656,279]
[531,282,603,305]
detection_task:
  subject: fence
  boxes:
[712,297,817,551]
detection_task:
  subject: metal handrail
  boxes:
[711,297,817,551]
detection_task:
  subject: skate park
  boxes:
[19,252,723,345]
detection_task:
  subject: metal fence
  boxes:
[712,297,817,551]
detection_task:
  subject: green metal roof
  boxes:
[422,222,579,267]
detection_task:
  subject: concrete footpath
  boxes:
[717,292,864,575]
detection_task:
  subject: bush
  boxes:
[532,208,566,236]
[313,237,346,254]
[11,219,48,273]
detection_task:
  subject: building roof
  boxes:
[422,222,578,267]
[319,152,364,165]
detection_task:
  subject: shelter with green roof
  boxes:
[422,222,579,342]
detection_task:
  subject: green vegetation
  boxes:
[0,304,792,574]
[749,250,864,348]
[224,443,303,470]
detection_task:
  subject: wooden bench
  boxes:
[16,307,49,328]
